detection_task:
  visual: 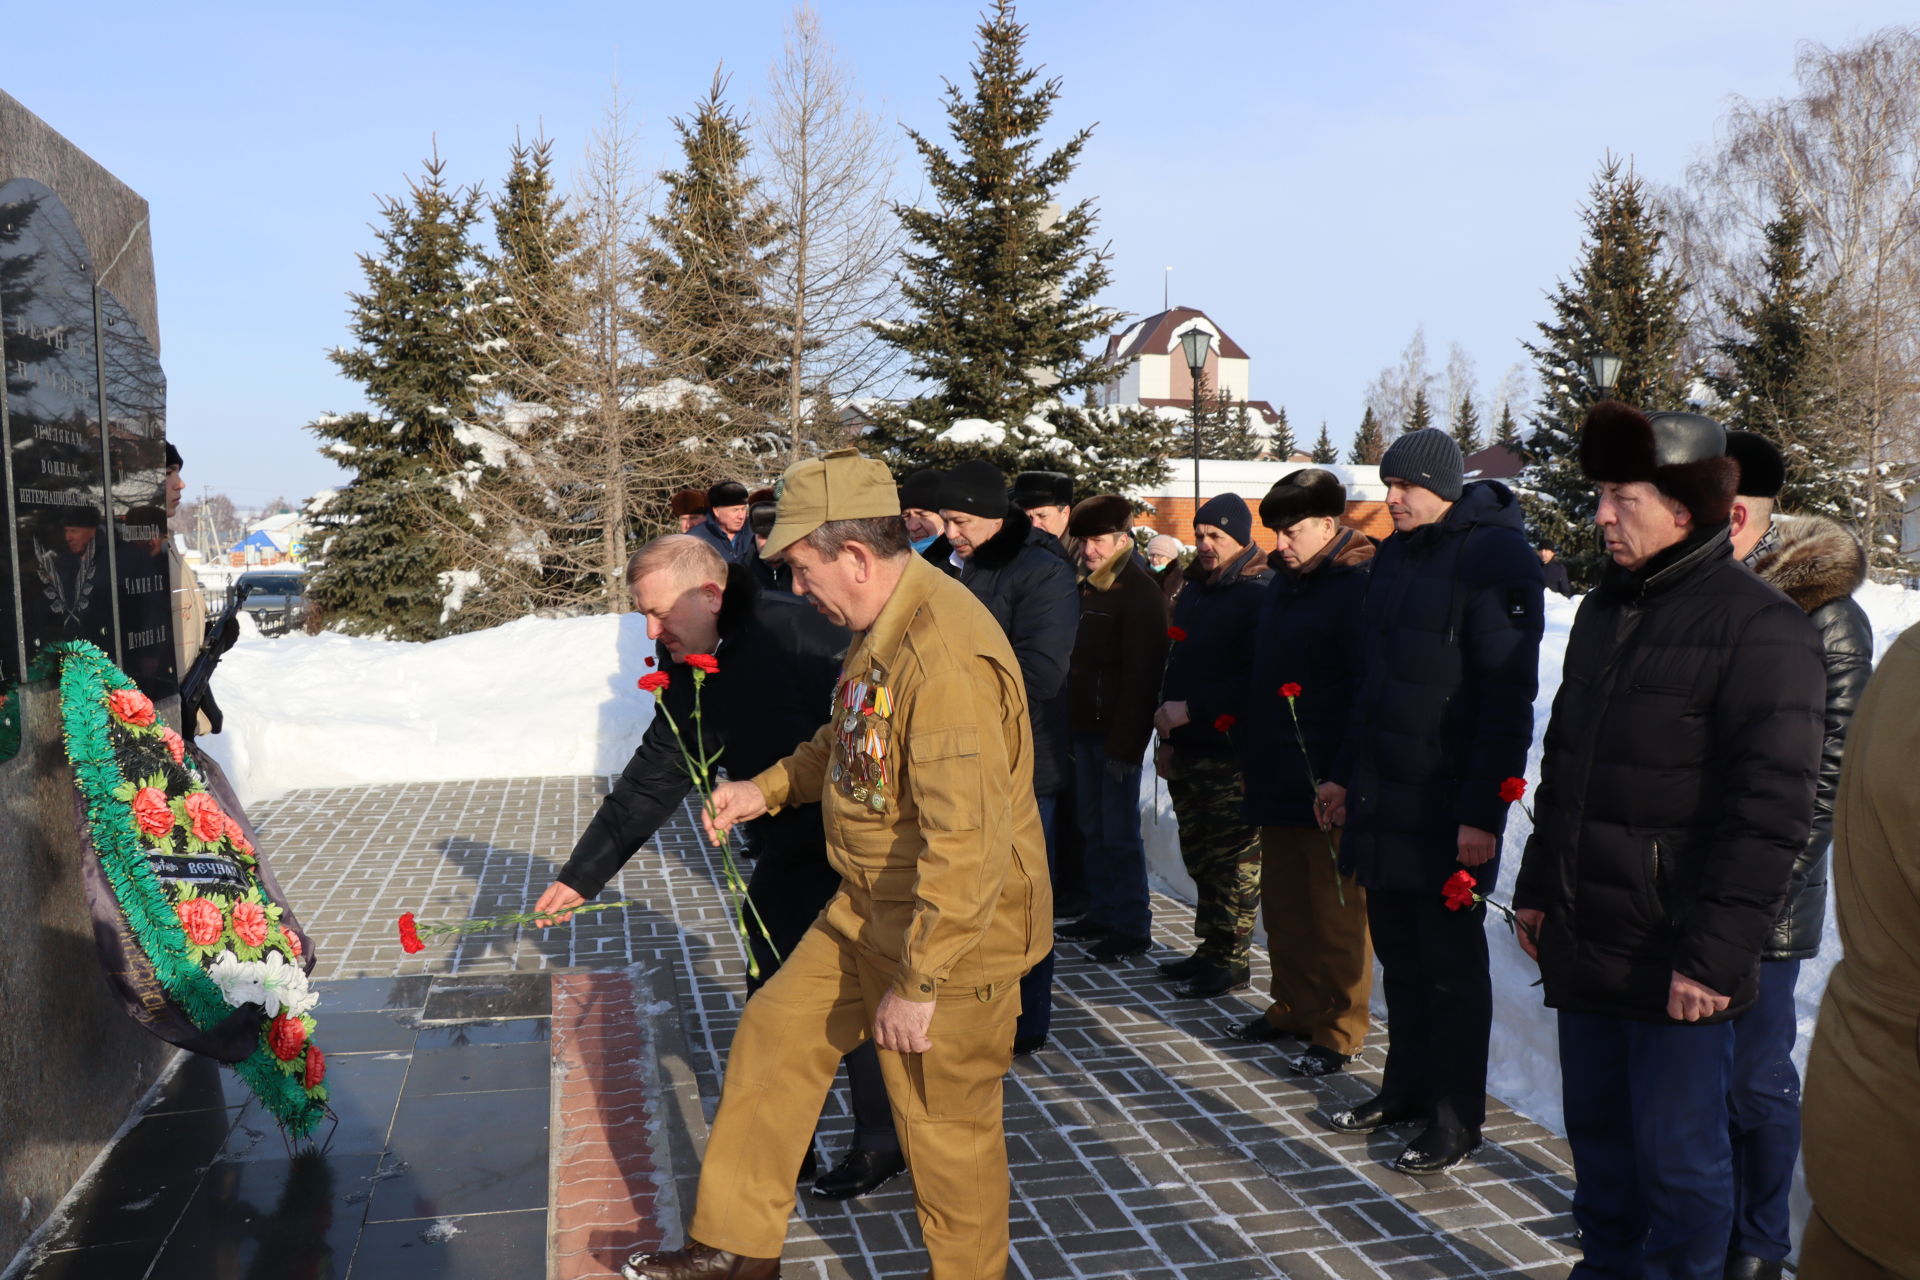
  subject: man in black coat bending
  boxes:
[533,535,903,1201]
[934,459,1079,1054]
[1320,428,1544,1175]
[1514,405,1823,1280]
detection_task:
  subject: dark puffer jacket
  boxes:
[1336,481,1545,893]
[1069,545,1170,764]
[952,506,1080,794]
[1161,542,1273,757]
[1749,514,1874,960]
[556,566,849,899]
[1513,527,1824,1023]
[1240,529,1375,828]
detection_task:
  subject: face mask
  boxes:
[910,533,938,554]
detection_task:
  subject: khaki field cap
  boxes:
[764,448,902,557]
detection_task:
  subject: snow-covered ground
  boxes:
[205,581,1920,1150]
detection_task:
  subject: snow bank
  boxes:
[200,611,655,808]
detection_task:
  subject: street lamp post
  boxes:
[1589,349,1622,400]
[1179,326,1211,513]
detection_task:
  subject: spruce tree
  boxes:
[635,71,789,451]
[1310,422,1339,463]
[1267,405,1296,458]
[1403,387,1435,435]
[1519,156,1693,587]
[868,0,1121,439]
[307,154,485,641]
[1193,390,1266,460]
[1450,392,1483,455]
[1706,192,1870,528]
[1495,401,1521,450]
[1349,407,1386,464]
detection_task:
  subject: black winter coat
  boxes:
[1337,481,1545,893]
[556,566,849,899]
[1748,515,1874,960]
[690,515,756,566]
[1512,527,1824,1022]
[1240,529,1375,828]
[952,507,1080,794]
[1161,542,1272,757]
[1069,548,1170,764]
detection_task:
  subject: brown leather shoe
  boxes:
[620,1241,779,1279]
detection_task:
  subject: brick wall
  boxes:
[1137,495,1394,548]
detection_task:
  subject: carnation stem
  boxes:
[1285,695,1346,907]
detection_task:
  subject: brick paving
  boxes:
[253,776,1580,1279]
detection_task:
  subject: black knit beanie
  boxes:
[1378,428,1464,502]
[1193,493,1252,546]
[937,460,1010,517]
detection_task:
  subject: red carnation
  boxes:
[107,688,155,727]
[303,1044,326,1089]
[1213,713,1238,733]
[132,787,174,838]
[1167,626,1188,643]
[160,726,186,765]
[184,792,227,843]
[397,912,425,954]
[685,653,720,675]
[268,1012,307,1061]
[1279,682,1303,699]
[644,656,656,667]
[1499,776,1529,804]
[637,672,671,695]
[283,927,303,959]
[1441,869,1479,912]
[222,813,255,858]
[231,898,270,948]
[176,897,224,947]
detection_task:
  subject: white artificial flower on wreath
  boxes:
[207,950,267,1009]
[259,949,319,1019]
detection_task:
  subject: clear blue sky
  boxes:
[5,0,1912,504]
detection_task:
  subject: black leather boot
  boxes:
[1324,1093,1424,1134]
[811,1147,907,1200]
[1175,963,1250,998]
[1724,1253,1784,1280]
[1392,1122,1482,1175]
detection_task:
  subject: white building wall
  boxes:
[1127,459,1386,504]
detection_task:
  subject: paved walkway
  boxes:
[19,778,1584,1280]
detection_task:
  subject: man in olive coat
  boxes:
[622,450,1052,1280]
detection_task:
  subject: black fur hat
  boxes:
[1012,470,1074,509]
[1577,400,1738,526]
[1725,431,1786,500]
[897,468,945,512]
[748,501,778,538]
[937,460,1011,517]
[706,480,750,509]
[1067,494,1133,538]
[1259,468,1347,530]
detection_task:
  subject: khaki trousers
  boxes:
[1257,825,1373,1056]
[688,920,1019,1279]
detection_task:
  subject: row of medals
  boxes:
[830,665,894,814]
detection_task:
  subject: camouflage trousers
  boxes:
[1167,752,1262,967]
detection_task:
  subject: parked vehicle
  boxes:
[234,570,307,637]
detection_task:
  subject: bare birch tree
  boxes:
[759,3,906,460]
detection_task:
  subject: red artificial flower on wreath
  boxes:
[283,927,303,959]
[1167,626,1188,643]
[160,726,186,765]
[685,653,720,675]
[1279,682,1303,699]
[303,1044,326,1089]
[176,897,224,947]
[107,688,155,727]
[637,672,671,695]
[222,813,255,858]
[1213,713,1238,733]
[184,792,227,843]
[1499,776,1529,804]
[397,912,425,954]
[1442,869,1480,912]
[231,898,270,948]
[268,1012,307,1061]
[132,786,174,838]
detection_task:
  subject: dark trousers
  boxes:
[1559,1009,1736,1280]
[1729,959,1801,1262]
[743,821,898,1155]
[1367,887,1490,1131]
[1014,794,1061,1044]
[1074,733,1150,938]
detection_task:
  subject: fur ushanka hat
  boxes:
[1725,431,1787,500]
[1259,468,1347,530]
[1578,400,1738,526]
[1067,495,1134,539]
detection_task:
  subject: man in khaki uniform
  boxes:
[623,449,1053,1280]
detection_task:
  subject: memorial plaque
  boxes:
[100,288,173,698]
[1,177,114,676]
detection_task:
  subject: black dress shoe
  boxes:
[797,1143,817,1183]
[1012,1033,1047,1056]
[1052,894,1090,920]
[1725,1254,1784,1280]
[1392,1123,1482,1175]
[1084,933,1152,962]
[1324,1094,1425,1134]
[1226,1016,1299,1044]
[622,1241,779,1279]
[1055,917,1111,941]
[1175,963,1251,998]
[1289,1044,1352,1077]
[1157,952,1206,980]
[811,1148,907,1200]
